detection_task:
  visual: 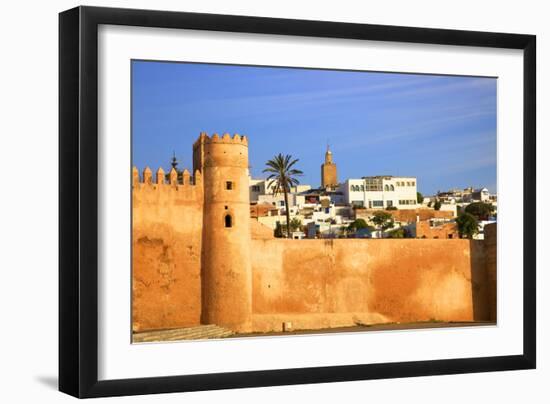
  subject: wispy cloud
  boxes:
[380,77,495,100]
[436,155,497,176]
[334,108,496,152]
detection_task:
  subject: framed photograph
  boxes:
[59,6,536,398]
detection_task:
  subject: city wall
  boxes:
[133,195,495,332]
[132,133,496,334]
[132,167,203,332]
[250,236,491,332]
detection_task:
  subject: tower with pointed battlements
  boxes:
[193,132,252,332]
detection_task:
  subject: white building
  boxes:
[338,176,418,209]
[437,187,493,204]
[249,177,311,206]
[463,188,491,203]
[249,178,267,202]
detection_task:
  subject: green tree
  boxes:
[417,191,424,204]
[347,218,373,232]
[346,219,375,237]
[274,221,284,238]
[371,211,394,230]
[433,200,442,211]
[464,202,495,220]
[263,154,303,239]
[386,206,397,211]
[456,213,479,239]
[289,217,302,232]
[351,218,369,229]
[388,228,405,238]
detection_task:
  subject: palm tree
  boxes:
[263,154,303,238]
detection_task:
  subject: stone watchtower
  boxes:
[321,145,338,189]
[193,132,252,332]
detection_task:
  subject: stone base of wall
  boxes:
[252,312,390,333]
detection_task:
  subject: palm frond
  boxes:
[286,158,300,170]
[263,153,302,198]
[262,167,280,174]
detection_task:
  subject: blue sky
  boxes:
[132,61,496,195]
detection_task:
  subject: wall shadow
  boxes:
[470,239,488,321]
[470,223,497,322]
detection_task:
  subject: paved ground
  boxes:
[231,321,496,338]
[133,324,234,343]
[133,321,496,343]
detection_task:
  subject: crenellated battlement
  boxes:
[133,166,203,211]
[193,131,248,148]
[132,166,202,188]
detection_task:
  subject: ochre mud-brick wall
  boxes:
[250,238,492,332]
[132,168,203,332]
[131,133,496,334]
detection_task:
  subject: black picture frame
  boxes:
[59,5,536,398]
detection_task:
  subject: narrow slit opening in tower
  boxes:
[225,214,232,228]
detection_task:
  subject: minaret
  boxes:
[197,133,252,332]
[321,144,338,189]
[170,150,179,170]
[167,151,181,183]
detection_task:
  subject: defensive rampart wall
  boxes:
[250,236,491,332]
[131,133,496,334]
[132,167,203,332]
